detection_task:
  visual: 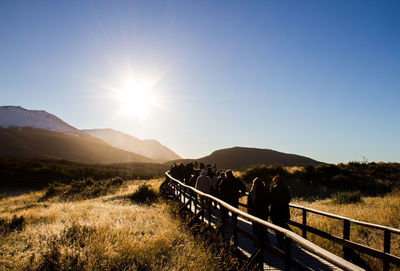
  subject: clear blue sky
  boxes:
[1,1,399,163]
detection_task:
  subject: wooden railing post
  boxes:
[183,184,186,204]
[194,194,198,215]
[189,193,192,212]
[302,209,307,239]
[207,199,212,226]
[383,229,391,271]
[343,219,350,260]
[258,246,264,270]
[201,197,205,223]
[233,212,238,247]
[220,205,226,236]
[284,236,292,271]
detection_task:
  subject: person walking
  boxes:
[269,175,291,247]
[219,170,246,224]
[247,177,270,243]
[195,170,211,194]
[195,170,212,211]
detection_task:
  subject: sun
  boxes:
[116,78,156,118]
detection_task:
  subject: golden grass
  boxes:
[237,190,400,270]
[0,179,225,271]
[291,192,400,270]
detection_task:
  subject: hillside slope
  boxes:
[173,147,320,169]
[83,128,181,163]
[0,106,81,135]
[0,127,153,164]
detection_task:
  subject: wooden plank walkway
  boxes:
[165,175,364,271]
[185,197,344,270]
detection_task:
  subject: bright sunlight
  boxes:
[116,77,157,119]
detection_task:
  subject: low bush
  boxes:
[42,177,124,201]
[241,164,288,184]
[41,182,65,200]
[333,191,362,204]
[129,184,158,204]
[0,215,25,234]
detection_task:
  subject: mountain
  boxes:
[0,106,155,163]
[0,127,153,164]
[82,129,181,163]
[0,106,81,135]
[173,147,321,169]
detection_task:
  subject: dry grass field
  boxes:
[290,191,400,270]
[0,179,229,271]
[238,189,400,270]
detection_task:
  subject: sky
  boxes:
[1,0,399,163]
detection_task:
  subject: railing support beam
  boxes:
[343,219,350,260]
[383,229,391,271]
[302,209,307,239]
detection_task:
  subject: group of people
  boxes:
[170,162,246,207]
[248,175,291,246]
[169,162,291,247]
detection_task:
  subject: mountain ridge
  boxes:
[0,127,153,164]
[82,128,181,163]
[0,106,180,163]
[0,106,81,135]
[171,146,321,169]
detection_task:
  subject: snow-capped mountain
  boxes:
[0,105,181,164]
[0,106,81,135]
[82,128,181,163]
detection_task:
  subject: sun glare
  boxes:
[116,78,156,119]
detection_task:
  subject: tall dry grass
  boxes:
[237,189,400,270]
[290,191,400,270]
[0,179,226,271]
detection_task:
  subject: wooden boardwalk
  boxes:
[191,200,343,270]
[165,173,365,271]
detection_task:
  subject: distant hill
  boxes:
[0,106,81,135]
[0,106,181,164]
[0,127,153,164]
[83,129,180,163]
[172,147,321,169]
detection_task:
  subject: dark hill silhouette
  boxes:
[0,127,154,164]
[171,147,320,169]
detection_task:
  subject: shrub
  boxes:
[42,177,125,201]
[333,191,362,204]
[241,164,288,184]
[129,184,158,204]
[41,182,65,200]
[0,215,25,234]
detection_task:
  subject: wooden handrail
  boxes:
[289,204,400,235]
[165,171,364,271]
[239,188,400,270]
[242,192,400,235]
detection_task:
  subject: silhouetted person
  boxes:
[195,169,212,210]
[199,162,205,170]
[270,175,291,247]
[210,172,219,197]
[214,172,225,198]
[206,165,214,179]
[170,163,178,179]
[248,177,270,243]
[195,170,211,194]
[177,163,185,181]
[184,162,194,184]
[188,170,199,188]
[219,170,246,224]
